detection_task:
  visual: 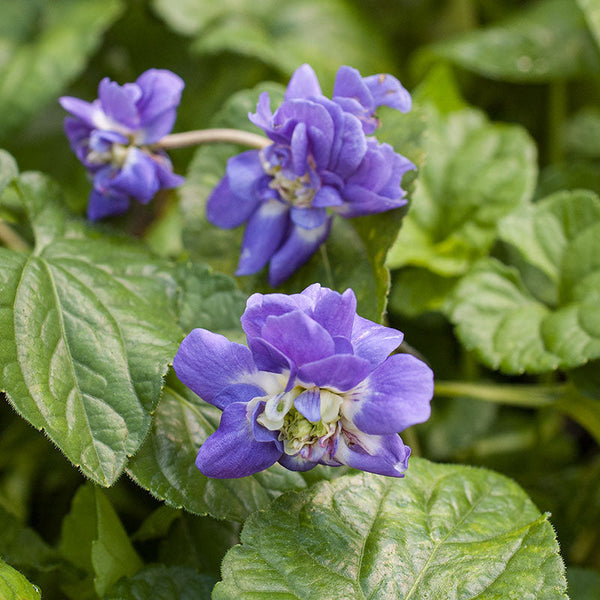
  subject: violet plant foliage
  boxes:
[206,64,415,286]
[173,284,433,479]
[59,69,185,220]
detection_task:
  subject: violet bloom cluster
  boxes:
[173,284,433,479]
[207,64,415,287]
[60,69,185,220]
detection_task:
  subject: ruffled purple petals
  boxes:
[311,286,357,338]
[260,310,335,368]
[242,292,311,337]
[195,402,281,478]
[60,69,183,219]
[268,218,332,287]
[345,353,434,435]
[175,284,433,479]
[173,328,258,405]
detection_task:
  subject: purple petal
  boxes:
[285,64,322,100]
[236,199,289,276]
[173,328,258,405]
[195,402,281,478]
[290,122,309,176]
[344,353,433,435]
[152,152,185,189]
[363,73,411,112]
[333,66,373,111]
[311,287,356,338]
[59,97,102,128]
[297,354,372,392]
[110,148,160,202]
[211,383,266,411]
[289,206,327,229]
[334,430,410,477]
[271,100,334,149]
[247,337,295,380]
[206,151,264,228]
[312,186,343,208]
[86,189,130,221]
[294,388,321,422]
[241,292,314,340]
[278,452,319,471]
[98,78,141,129]
[135,69,184,142]
[351,315,404,365]
[260,310,335,367]
[268,218,332,287]
[248,92,273,132]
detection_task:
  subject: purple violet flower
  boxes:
[59,69,185,220]
[206,64,415,287]
[173,284,433,479]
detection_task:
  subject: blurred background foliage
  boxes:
[1,0,600,597]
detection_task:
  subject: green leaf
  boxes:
[0,0,123,139]
[152,0,391,83]
[449,190,600,374]
[577,0,600,48]
[0,171,186,485]
[0,150,18,196]
[564,108,600,158]
[386,107,537,275]
[0,505,60,574]
[215,459,568,599]
[60,484,143,598]
[0,559,41,600]
[158,513,240,578]
[104,565,214,600]
[567,566,600,599]
[429,0,600,82]
[127,372,310,522]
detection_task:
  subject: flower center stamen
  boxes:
[259,149,316,208]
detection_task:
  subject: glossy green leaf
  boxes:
[0,559,41,600]
[0,172,182,485]
[449,190,600,373]
[429,0,600,82]
[152,0,391,83]
[104,565,214,600]
[215,459,567,599]
[387,107,537,275]
[0,0,123,139]
[127,372,311,522]
[60,484,143,598]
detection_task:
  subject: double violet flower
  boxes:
[207,64,415,286]
[174,284,433,479]
[60,69,185,220]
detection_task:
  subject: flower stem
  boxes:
[0,220,30,252]
[156,128,271,150]
[434,380,566,408]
